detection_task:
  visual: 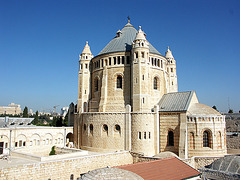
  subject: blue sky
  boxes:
[0,0,239,113]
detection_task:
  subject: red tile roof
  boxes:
[115,157,200,180]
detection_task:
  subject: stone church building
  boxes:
[74,20,226,159]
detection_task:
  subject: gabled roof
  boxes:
[116,157,200,180]
[158,91,195,112]
[97,22,161,56]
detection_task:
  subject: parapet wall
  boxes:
[0,151,133,180]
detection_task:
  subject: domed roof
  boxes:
[153,151,178,158]
[188,103,222,116]
[98,22,161,56]
[81,167,143,180]
[201,155,240,177]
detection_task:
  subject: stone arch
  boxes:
[15,134,27,147]
[202,128,213,148]
[66,132,74,148]
[0,135,9,150]
[44,133,53,145]
[153,74,160,90]
[30,133,41,146]
[94,76,100,92]
[113,73,124,90]
[66,133,73,142]
[55,133,64,145]
[102,124,108,136]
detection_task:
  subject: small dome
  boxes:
[165,46,174,59]
[81,167,143,180]
[153,151,178,158]
[81,41,92,54]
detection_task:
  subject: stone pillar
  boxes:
[154,105,159,154]
[99,66,108,112]
[125,105,131,151]
[179,113,187,159]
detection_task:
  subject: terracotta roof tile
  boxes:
[115,157,200,180]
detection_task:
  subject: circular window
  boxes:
[103,124,108,132]
[115,124,120,131]
[83,124,86,131]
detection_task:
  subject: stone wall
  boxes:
[227,135,240,149]
[0,151,133,180]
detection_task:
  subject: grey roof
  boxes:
[199,155,240,178]
[0,117,34,128]
[98,22,161,56]
[158,91,194,112]
[80,167,143,180]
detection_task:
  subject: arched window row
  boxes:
[12,135,64,147]
[80,63,89,70]
[138,131,151,140]
[93,56,130,70]
[149,57,164,68]
[187,116,224,122]
[83,124,121,136]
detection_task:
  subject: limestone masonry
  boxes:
[74,20,227,158]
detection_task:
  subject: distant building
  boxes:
[0,103,21,115]
[61,107,69,117]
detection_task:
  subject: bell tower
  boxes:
[166,46,178,92]
[77,41,93,113]
[131,26,151,112]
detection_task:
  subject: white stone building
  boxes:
[0,103,21,115]
[74,20,227,158]
[0,117,73,155]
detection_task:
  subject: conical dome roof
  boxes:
[82,41,92,54]
[98,22,161,56]
[165,46,174,59]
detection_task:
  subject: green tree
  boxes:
[56,117,63,127]
[51,117,57,126]
[212,105,217,111]
[228,109,233,113]
[23,106,28,117]
[49,146,56,155]
[32,111,39,125]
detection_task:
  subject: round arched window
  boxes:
[103,124,108,132]
[115,124,121,132]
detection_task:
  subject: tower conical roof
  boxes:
[82,41,92,54]
[165,46,174,59]
[98,22,161,56]
[135,26,146,40]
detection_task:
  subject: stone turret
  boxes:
[165,46,178,92]
[131,26,151,112]
[77,41,93,112]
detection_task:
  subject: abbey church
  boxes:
[74,20,227,159]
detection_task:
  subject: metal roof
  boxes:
[199,155,240,178]
[158,91,194,112]
[98,22,161,56]
[0,117,34,128]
